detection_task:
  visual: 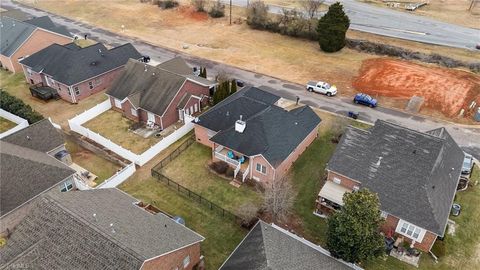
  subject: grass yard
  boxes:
[65,137,120,186]
[0,117,17,133]
[83,109,160,154]
[0,70,108,129]
[120,177,247,269]
[160,142,263,214]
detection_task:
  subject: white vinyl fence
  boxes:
[0,109,29,138]
[68,100,195,166]
[96,163,136,189]
[48,117,62,130]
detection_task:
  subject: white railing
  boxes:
[234,163,241,178]
[0,109,29,138]
[214,151,240,167]
[68,100,195,166]
[242,163,250,182]
[96,163,136,189]
[73,174,91,190]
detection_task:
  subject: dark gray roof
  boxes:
[211,105,320,167]
[2,119,64,152]
[327,120,464,236]
[23,16,71,37]
[195,86,280,132]
[107,58,214,116]
[0,16,35,56]
[20,42,141,86]
[156,56,192,75]
[0,141,75,216]
[0,9,33,21]
[0,189,205,269]
[0,16,70,57]
[220,221,353,270]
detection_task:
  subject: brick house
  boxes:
[0,16,72,73]
[220,220,355,270]
[194,87,321,183]
[19,42,142,103]
[107,57,216,130]
[315,120,464,252]
[0,188,205,270]
[0,119,76,235]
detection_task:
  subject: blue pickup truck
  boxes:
[354,93,378,108]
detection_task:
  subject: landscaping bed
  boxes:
[0,117,16,133]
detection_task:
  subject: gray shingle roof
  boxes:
[197,87,320,167]
[20,42,141,86]
[327,120,464,236]
[107,58,214,116]
[220,221,353,270]
[195,86,280,132]
[0,141,75,216]
[23,16,71,37]
[2,119,64,152]
[0,189,205,269]
[156,56,192,75]
[0,16,70,57]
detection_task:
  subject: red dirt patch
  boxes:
[178,5,208,22]
[353,58,480,117]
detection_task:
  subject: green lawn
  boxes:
[83,110,160,154]
[65,137,120,186]
[120,177,247,269]
[0,117,17,133]
[160,142,263,215]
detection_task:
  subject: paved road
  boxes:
[228,0,480,50]
[2,0,479,159]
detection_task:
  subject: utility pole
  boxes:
[230,0,232,25]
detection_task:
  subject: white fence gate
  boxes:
[0,109,29,138]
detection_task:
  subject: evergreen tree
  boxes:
[203,67,208,79]
[317,2,350,52]
[326,189,384,263]
[230,79,237,94]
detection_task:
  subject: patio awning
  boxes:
[318,181,351,206]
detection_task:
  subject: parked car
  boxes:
[354,93,377,108]
[462,153,474,175]
[306,81,337,96]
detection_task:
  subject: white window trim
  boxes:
[60,180,73,192]
[114,98,122,108]
[131,108,138,117]
[395,219,426,242]
[380,211,388,219]
[256,163,267,175]
[333,177,341,185]
[183,255,190,268]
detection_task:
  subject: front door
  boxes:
[147,112,155,123]
[178,109,184,121]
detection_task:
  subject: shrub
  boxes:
[191,0,207,12]
[210,161,229,174]
[0,90,43,124]
[247,0,269,29]
[431,238,446,257]
[157,0,178,9]
[225,167,234,177]
[317,2,350,52]
[209,0,225,18]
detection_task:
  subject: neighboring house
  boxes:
[0,120,78,235]
[220,220,356,270]
[194,87,321,183]
[0,188,205,270]
[0,16,71,73]
[19,42,142,103]
[316,120,464,252]
[107,57,216,130]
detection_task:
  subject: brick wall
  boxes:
[326,171,361,190]
[121,99,139,122]
[72,67,125,102]
[141,242,201,270]
[7,29,71,73]
[275,125,319,180]
[194,125,214,148]
[250,155,275,183]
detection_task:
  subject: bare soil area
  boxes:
[353,58,480,118]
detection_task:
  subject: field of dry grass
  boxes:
[358,0,480,29]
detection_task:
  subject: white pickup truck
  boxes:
[306,81,337,96]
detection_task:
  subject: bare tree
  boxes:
[237,202,259,222]
[302,0,324,20]
[246,0,269,29]
[191,0,207,12]
[330,116,350,143]
[263,177,294,223]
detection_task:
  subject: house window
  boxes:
[333,177,341,185]
[67,89,71,96]
[74,87,80,96]
[183,255,190,268]
[114,99,122,108]
[88,81,94,90]
[60,179,73,192]
[95,78,102,86]
[194,103,198,113]
[27,68,32,76]
[353,185,360,191]
[256,163,267,174]
[131,108,138,117]
[396,220,425,242]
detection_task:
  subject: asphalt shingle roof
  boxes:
[0,188,205,269]
[196,87,320,167]
[2,119,64,152]
[0,141,75,216]
[156,56,192,75]
[327,120,464,236]
[0,16,70,57]
[20,42,141,86]
[220,221,353,270]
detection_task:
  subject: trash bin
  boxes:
[452,204,461,216]
[474,107,480,122]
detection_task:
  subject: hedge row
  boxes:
[0,90,44,124]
